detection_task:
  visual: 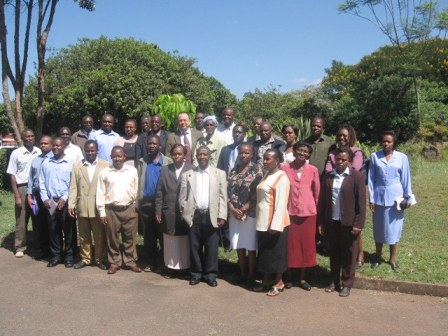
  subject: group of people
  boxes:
[6,108,416,298]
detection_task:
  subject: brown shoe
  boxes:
[129,265,142,273]
[107,266,119,274]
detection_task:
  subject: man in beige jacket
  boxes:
[68,140,109,270]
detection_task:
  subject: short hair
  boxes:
[282,124,299,137]
[22,129,34,137]
[82,115,93,122]
[265,148,283,164]
[124,119,137,127]
[335,146,354,162]
[170,143,187,155]
[52,137,65,146]
[233,124,248,133]
[380,130,398,148]
[147,134,160,144]
[59,126,72,135]
[84,139,98,149]
[111,145,124,154]
[196,145,211,156]
[293,141,313,155]
[312,116,326,128]
[337,124,357,147]
[238,142,253,154]
[254,116,266,122]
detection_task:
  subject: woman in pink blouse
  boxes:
[281,142,320,291]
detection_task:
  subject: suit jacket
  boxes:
[135,129,170,164]
[136,153,173,201]
[178,166,227,228]
[217,143,240,178]
[68,158,110,218]
[318,167,366,229]
[165,128,203,162]
[155,162,193,235]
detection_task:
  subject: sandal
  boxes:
[266,286,284,297]
[143,266,153,272]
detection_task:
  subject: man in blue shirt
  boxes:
[26,135,52,258]
[137,135,172,272]
[89,113,120,163]
[39,137,75,268]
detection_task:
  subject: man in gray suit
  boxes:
[179,146,227,287]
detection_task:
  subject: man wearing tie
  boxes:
[165,112,203,164]
[179,146,227,287]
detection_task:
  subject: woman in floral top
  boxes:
[227,142,263,287]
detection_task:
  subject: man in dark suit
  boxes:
[179,146,227,287]
[165,112,203,164]
[217,124,247,178]
[135,114,170,163]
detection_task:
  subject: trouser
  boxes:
[327,220,360,288]
[14,184,36,252]
[189,210,219,282]
[77,217,106,265]
[140,197,163,267]
[30,192,50,255]
[105,204,138,268]
[47,203,73,263]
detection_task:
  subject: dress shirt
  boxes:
[195,167,210,210]
[27,152,50,194]
[180,129,192,148]
[217,122,236,145]
[144,155,163,197]
[39,155,74,202]
[7,146,41,184]
[175,162,185,179]
[96,164,138,217]
[228,144,239,176]
[64,142,84,162]
[331,167,349,220]
[83,158,98,183]
[89,128,120,163]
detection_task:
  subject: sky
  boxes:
[4,0,448,98]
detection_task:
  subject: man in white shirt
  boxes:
[179,146,227,287]
[59,127,84,162]
[217,107,236,145]
[97,146,142,274]
[7,129,41,257]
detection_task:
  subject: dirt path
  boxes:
[0,248,446,336]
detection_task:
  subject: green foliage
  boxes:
[23,37,236,132]
[237,85,311,137]
[152,94,196,130]
[0,149,9,190]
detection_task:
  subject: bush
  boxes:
[0,148,10,190]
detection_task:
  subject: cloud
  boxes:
[291,77,308,84]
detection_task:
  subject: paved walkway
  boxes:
[0,248,447,336]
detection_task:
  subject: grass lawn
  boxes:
[1,160,447,284]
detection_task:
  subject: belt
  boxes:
[17,183,28,187]
[105,203,133,212]
[195,209,209,215]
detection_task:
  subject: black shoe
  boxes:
[339,286,351,297]
[189,278,200,286]
[47,259,60,267]
[97,263,108,270]
[299,280,312,291]
[207,279,218,287]
[65,261,74,268]
[390,261,399,272]
[284,282,293,289]
[74,261,88,269]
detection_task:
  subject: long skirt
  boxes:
[257,228,288,274]
[229,216,257,251]
[163,234,190,270]
[287,215,317,268]
[373,205,404,244]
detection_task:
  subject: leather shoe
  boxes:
[74,261,88,269]
[207,279,218,287]
[299,280,312,291]
[65,261,74,268]
[107,266,119,274]
[189,278,200,286]
[129,265,142,273]
[339,286,351,297]
[97,263,108,270]
[47,259,60,267]
[284,282,293,289]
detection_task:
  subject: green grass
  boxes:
[2,160,447,284]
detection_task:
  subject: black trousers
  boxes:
[327,220,359,288]
[31,193,50,255]
[189,211,219,282]
[46,204,73,262]
[140,198,163,268]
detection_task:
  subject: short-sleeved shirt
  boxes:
[7,146,41,184]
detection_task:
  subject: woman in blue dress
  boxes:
[368,131,416,272]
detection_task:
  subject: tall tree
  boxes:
[0,0,95,144]
[338,0,448,128]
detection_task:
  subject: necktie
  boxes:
[183,131,191,164]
